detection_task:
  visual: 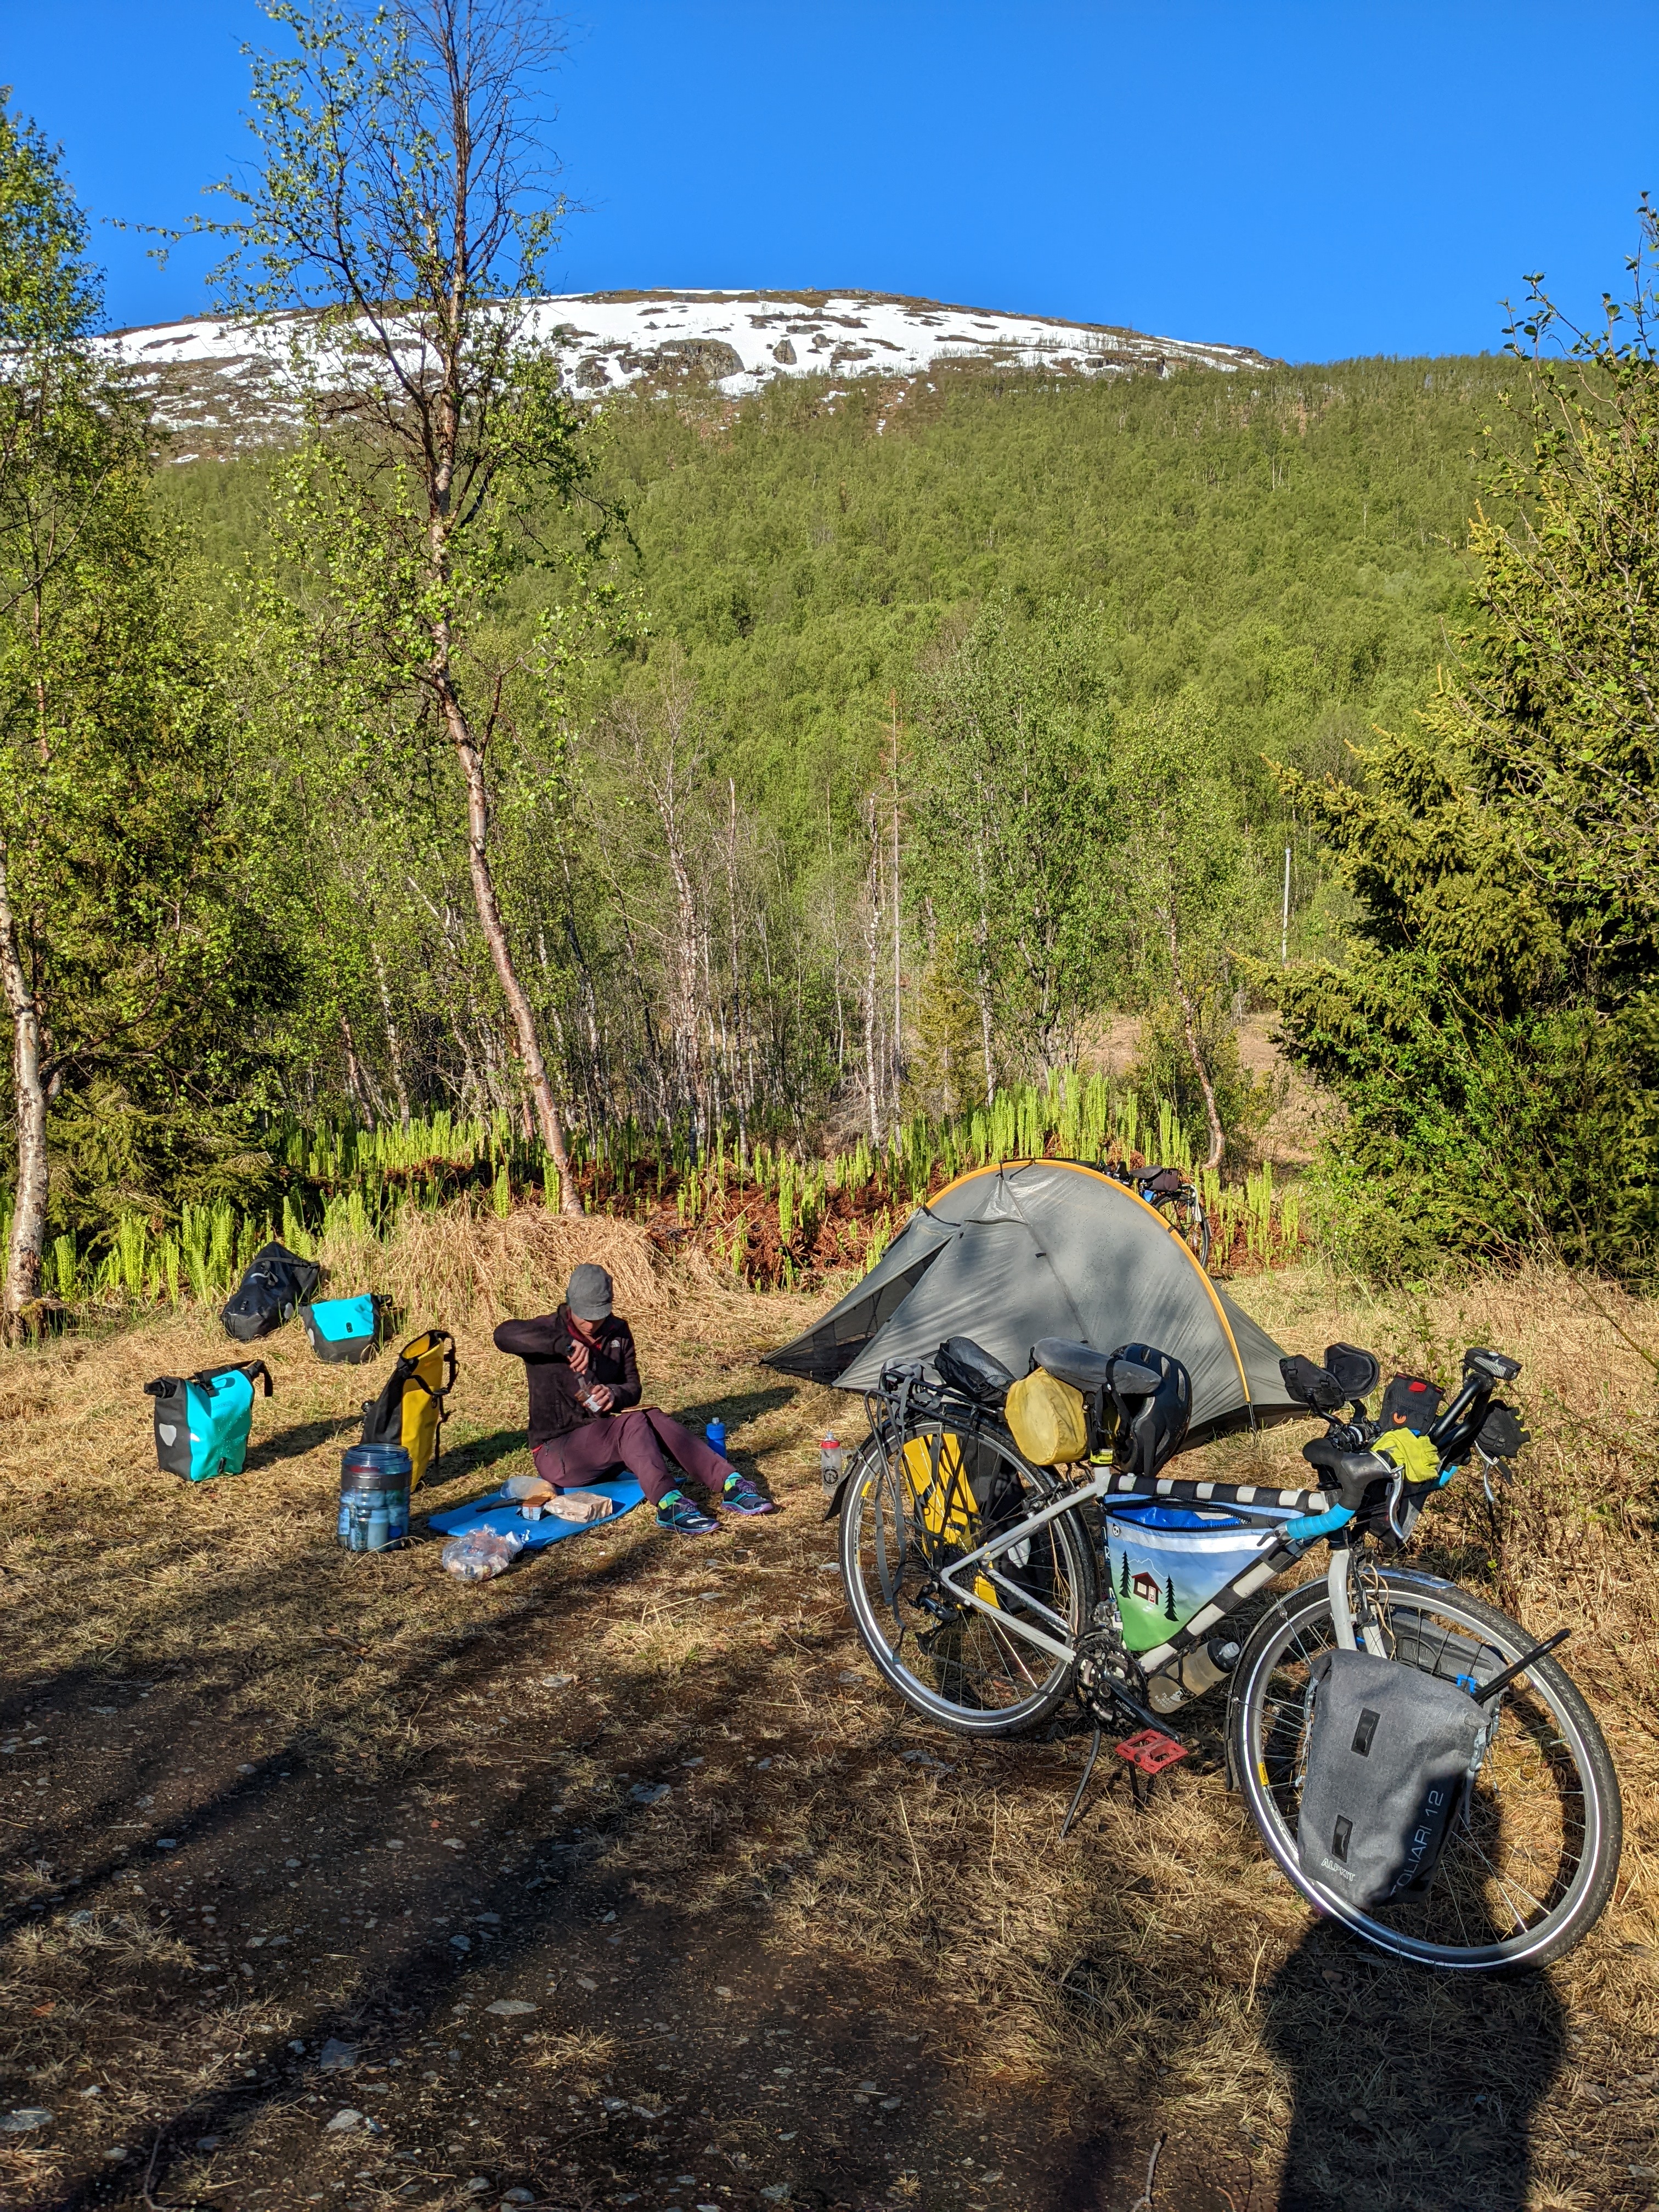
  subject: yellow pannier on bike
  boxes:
[901,1431,999,1606]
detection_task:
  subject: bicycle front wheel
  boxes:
[1229,1566,1622,1971]
[838,1424,1096,1736]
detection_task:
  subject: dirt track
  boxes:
[1,1261,1655,2211]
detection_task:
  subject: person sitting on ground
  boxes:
[492,1263,777,1535]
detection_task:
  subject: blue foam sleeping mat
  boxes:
[424,1478,645,1548]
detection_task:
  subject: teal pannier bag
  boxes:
[301,1294,381,1365]
[144,1362,273,1482]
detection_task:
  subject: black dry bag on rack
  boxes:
[1297,1650,1489,1911]
[221,1240,321,1343]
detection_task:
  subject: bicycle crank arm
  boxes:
[1081,1664,1182,1745]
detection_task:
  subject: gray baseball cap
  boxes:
[567,1263,614,1321]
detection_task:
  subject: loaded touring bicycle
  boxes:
[770,1162,1622,1972]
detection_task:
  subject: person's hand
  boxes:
[586,1383,615,1413]
[568,1335,591,1374]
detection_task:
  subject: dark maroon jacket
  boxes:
[492,1306,642,1449]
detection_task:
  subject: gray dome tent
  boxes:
[766,1159,1301,1442]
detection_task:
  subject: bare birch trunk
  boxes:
[340,1014,378,1127]
[862,797,884,1141]
[1165,904,1224,1172]
[890,696,903,1128]
[370,938,412,1128]
[437,670,580,1213]
[972,827,995,1110]
[0,837,49,1338]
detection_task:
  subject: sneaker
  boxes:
[721,1471,779,1516]
[656,1488,718,1536]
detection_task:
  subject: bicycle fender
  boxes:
[821,1471,854,1522]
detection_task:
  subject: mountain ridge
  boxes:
[102,286,1276,460]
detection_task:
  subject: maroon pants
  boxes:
[532,1408,733,1506]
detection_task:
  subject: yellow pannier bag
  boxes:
[901,1430,998,1606]
[1005,1368,1088,1466]
[360,1329,457,1492]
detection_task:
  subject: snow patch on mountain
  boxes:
[102,289,1271,457]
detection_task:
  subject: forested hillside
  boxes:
[152,351,1510,1155]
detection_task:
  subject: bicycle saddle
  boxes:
[1032,1337,1118,1392]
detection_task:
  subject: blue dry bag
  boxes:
[144,1362,273,1482]
[301,1293,381,1365]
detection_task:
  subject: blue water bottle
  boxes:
[705,1419,727,1458]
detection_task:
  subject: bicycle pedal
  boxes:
[1114,1728,1188,1778]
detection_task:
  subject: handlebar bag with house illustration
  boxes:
[144,1362,274,1482]
[359,1329,456,1491]
[221,1240,321,1342]
[301,1293,383,1364]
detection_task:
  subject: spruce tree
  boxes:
[0,103,283,1331]
[1269,201,1659,1278]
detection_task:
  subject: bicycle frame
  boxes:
[870,1407,1356,1680]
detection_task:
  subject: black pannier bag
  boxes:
[221,1240,321,1344]
[1297,1650,1490,1911]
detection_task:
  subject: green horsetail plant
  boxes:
[777,1151,796,1245]
[115,1215,149,1302]
[1245,1164,1276,1263]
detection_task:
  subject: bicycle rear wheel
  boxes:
[1174,1192,1211,1272]
[838,1423,1096,1736]
[1229,1567,1622,1970]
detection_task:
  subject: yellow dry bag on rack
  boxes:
[1005,1369,1088,1466]
[360,1329,456,1492]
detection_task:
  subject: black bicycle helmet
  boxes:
[1105,1342,1192,1480]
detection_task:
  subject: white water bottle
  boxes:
[819,1435,845,1496]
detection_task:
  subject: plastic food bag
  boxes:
[440,1528,526,1583]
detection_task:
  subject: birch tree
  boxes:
[909,600,1108,1084]
[204,0,623,1213]
[1112,699,1262,1171]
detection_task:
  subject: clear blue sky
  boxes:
[3,0,1655,362]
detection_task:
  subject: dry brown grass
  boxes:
[1,1221,1657,2209]
[316,1203,672,1324]
[731,1255,1659,2209]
